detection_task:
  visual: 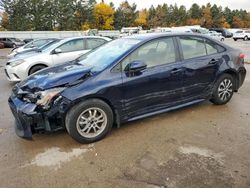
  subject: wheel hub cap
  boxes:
[218,79,233,101]
[76,107,107,138]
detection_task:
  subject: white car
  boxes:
[208,31,225,41]
[233,30,250,41]
[8,38,59,59]
[5,36,111,82]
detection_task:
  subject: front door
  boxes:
[51,39,86,66]
[121,37,184,119]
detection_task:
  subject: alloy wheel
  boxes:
[76,107,107,138]
[218,79,233,101]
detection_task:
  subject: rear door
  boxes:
[121,37,184,118]
[177,36,225,100]
[51,39,85,65]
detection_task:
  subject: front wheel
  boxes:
[29,65,47,75]
[244,36,248,41]
[210,74,234,105]
[65,99,114,143]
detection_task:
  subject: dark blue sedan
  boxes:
[8,33,246,143]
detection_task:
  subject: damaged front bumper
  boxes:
[8,94,72,139]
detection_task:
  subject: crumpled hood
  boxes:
[19,62,92,91]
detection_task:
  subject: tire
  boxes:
[220,38,224,42]
[233,38,237,41]
[29,65,47,75]
[65,99,114,143]
[244,36,248,41]
[210,74,234,105]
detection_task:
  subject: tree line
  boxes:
[1,0,250,31]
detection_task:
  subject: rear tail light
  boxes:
[239,53,245,59]
[237,53,245,64]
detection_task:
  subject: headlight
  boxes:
[9,59,25,67]
[36,87,65,107]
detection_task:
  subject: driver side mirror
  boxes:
[54,48,62,54]
[125,60,147,77]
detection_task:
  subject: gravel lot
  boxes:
[0,38,250,188]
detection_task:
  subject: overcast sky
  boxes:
[98,0,250,12]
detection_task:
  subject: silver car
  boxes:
[5,36,111,82]
[8,38,59,59]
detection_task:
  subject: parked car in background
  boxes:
[8,33,246,143]
[5,36,111,82]
[208,31,225,41]
[233,30,250,41]
[0,37,25,48]
[23,39,34,44]
[8,38,59,58]
[209,28,233,38]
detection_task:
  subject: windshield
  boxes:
[77,38,141,72]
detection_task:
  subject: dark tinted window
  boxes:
[123,37,176,69]
[179,36,206,59]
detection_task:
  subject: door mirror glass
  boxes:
[125,60,147,73]
[54,48,62,54]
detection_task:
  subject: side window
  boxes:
[122,37,176,69]
[86,39,106,50]
[205,39,225,55]
[32,40,49,47]
[179,36,206,59]
[58,39,84,53]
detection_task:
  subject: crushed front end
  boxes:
[8,85,72,139]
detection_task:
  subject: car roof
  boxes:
[61,36,111,42]
[123,32,209,41]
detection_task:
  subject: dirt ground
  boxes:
[0,39,250,188]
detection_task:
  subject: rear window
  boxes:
[236,31,243,33]
[86,38,106,50]
[179,36,225,59]
[179,37,206,59]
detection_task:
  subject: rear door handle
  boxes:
[171,68,183,74]
[209,59,219,64]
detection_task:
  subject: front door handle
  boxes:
[209,59,219,64]
[171,68,183,74]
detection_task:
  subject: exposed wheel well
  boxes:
[28,64,48,76]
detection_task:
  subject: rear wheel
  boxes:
[220,38,224,42]
[244,36,248,41]
[233,38,237,41]
[210,74,234,105]
[65,99,114,143]
[29,65,47,75]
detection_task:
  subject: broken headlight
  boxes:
[36,87,65,108]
